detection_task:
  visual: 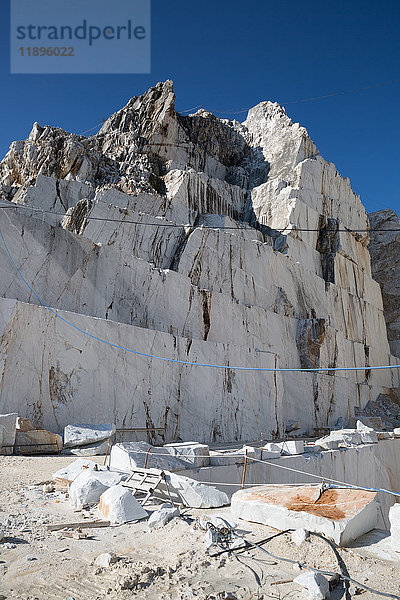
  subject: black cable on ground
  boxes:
[210,529,290,557]
[213,528,400,600]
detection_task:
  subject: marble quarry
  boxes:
[0,80,399,443]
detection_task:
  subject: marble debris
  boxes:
[293,572,329,600]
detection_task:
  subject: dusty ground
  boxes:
[0,456,399,600]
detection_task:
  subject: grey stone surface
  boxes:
[264,440,304,455]
[369,210,400,358]
[110,442,189,472]
[61,439,110,456]
[164,472,229,508]
[0,413,18,455]
[356,420,378,443]
[147,503,180,529]
[63,423,116,448]
[163,442,210,467]
[316,429,363,449]
[52,458,105,482]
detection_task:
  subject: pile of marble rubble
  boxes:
[44,450,400,553]
[0,80,399,443]
[52,457,229,514]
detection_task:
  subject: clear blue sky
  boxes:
[1,0,399,214]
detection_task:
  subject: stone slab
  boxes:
[231,484,378,546]
[0,413,18,455]
[14,429,63,454]
[63,423,116,448]
[163,471,229,509]
[61,439,110,456]
[389,503,400,552]
[264,440,304,455]
[163,441,210,467]
[109,442,188,472]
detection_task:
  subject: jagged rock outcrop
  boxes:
[368,210,400,358]
[0,81,398,442]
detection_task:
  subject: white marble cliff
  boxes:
[0,80,398,442]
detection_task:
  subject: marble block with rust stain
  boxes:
[231,484,378,546]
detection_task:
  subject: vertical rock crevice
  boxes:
[316,216,339,284]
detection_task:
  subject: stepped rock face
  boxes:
[0,81,398,442]
[368,210,400,358]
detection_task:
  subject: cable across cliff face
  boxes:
[0,80,398,441]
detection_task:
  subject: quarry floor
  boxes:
[0,456,399,600]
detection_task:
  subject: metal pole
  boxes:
[241,449,248,489]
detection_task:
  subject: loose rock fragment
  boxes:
[356,421,378,443]
[99,484,148,524]
[94,552,115,567]
[69,470,127,509]
[291,528,309,546]
[294,572,330,600]
[148,503,180,529]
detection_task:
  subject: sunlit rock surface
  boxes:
[0,81,398,442]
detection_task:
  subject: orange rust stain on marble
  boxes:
[239,485,376,521]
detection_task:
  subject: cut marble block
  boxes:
[109,441,189,472]
[52,458,107,483]
[163,441,210,467]
[63,423,116,448]
[15,429,62,454]
[389,503,400,552]
[162,472,230,509]
[231,484,378,546]
[0,413,18,455]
